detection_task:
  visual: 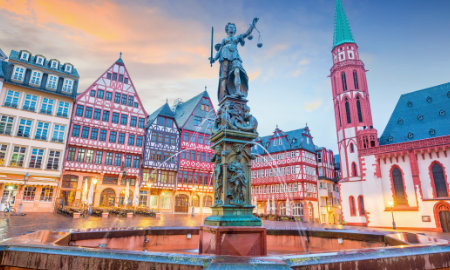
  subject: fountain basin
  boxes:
[0,226,449,269]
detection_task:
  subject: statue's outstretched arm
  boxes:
[241,17,259,39]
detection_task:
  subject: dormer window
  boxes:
[35,56,44,65]
[62,78,74,93]
[12,65,25,82]
[64,64,72,73]
[20,51,30,61]
[50,60,59,69]
[30,70,43,86]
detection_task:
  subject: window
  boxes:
[84,107,92,118]
[81,126,90,138]
[90,128,98,140]
[106,73,112,80]
[205,136,210,146]
[120,114,127,125]
[431,163,448,198]
[166,118,173,127]
[40,98,54,115]
[95,151,103,164]
[114,153,122,166]
[130,116,137,127]
[345,98,351,124]
[29,148,44,168]
[67,147,76,161]
[190,133,196,143]
[5,90,20,108]
[358,196,365,216]
[138,118,145,128]
[57,101,69,117]
[356,97,363,123]
[139,190,148,206]
[35,122,49,140]
[21,94,36,112]
[75,105,84,117]
[157,116,164,125]
[92,108,101,120]
[0,144,7,165]
[47,75,58,90]
[46,151,60,170]
[64,64,72,73]
[62,78,74,93]
[128,96,134,106]
[134,102,138,108]
[341,72,347,91]
[50,60,58,69]
[353,70,359,89]
[118,133,125,144]
[193,116,202,126]
[136,136,143,147]
[30,70,42,86]
[109,131,117,143]
[119,74,124,82]
[17,119,32,137]
[85,150,94,163]
[90,90,96,97]
[0,115,14,135]
[114,93,121,103]
[12,66,25,81]
[349,196,356,216]
[183,133,189,142]
[52,125,65,142]
[124,77,129,84]
[72,125,80,137]
[112,73,117,81]
[102,110,110,122]
[23,186,36,201]
[102,175,118,185]
[20,51,29,60]
[99,130,107,141]
[391,167,407,205]
[128,134,135,145]
[105,91,112,100]
[40,187,54,202]
[97,89,104,99]
[351,162,357,177]
[10,146,26,167]
[125,155,132,167]
[36,56,44,65]
[133,156,140,168]
[121,94,127,105]
[350,143,354,153]
[76,148,85,162]
[198,135,204,144]
[112,113,119,124]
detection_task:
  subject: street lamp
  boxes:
[17,172,30,215]
[388,200,396,230]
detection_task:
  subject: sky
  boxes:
[1,0,449,152]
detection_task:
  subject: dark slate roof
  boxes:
[333,0,355,49]
[173,91,209,128]
[146,102,175,128]
[0,60,5,79]
[252,127,316,155]
[9,50,79,78]
[379,82,450,145]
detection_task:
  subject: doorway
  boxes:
[175,194,189,213]
[1,185,18,211]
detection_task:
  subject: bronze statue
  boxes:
[210,18,259,101]
[227,154,248,205]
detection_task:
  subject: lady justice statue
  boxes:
[209,18,259,101]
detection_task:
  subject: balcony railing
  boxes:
[40,109,53,115]
[4,102,18,108]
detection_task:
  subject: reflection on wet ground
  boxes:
[1,212,450,242]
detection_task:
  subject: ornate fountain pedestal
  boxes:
[199,97,266,256]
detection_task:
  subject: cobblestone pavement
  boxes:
[1,212,449,241]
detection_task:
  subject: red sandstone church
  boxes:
[331,0,450,231]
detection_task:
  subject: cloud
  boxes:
[303,98,323,112]
[292,58,310,77]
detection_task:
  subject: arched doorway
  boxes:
[100,188,116,207]
[175,194,189,213]
[434,202,450,232]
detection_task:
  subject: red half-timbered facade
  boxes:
[59,57,148,208]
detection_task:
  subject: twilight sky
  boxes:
[1,0,449,152]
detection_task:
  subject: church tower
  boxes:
[330,0,378,183]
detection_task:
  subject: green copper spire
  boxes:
[333,0,355,49]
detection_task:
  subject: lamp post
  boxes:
[17,172,30,215]
[388,200,396,230]
[122,169,128,206]
[191,187,196,217]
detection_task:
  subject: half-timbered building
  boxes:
[173,91,215,214]
[142,102,180,212]
[251,126,320,223]
[60,56,147,208]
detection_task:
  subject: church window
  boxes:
[353,70,359,89]
[349,196,356,216]
[341,72,347,91]
[356,97,363,122]
[337,103,342,127]
[351,162,357,176]
[345,98,351,124]
[350,143,354,153]
[358,195,365,216]
[391,167,407,205]
[431,163,448,198]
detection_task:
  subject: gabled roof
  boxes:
[173,90,210,128]
[333,0,355,49]
[252,126,316,155]
[379,82,450,145]
[146,102,175,128]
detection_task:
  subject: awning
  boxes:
[0,179,58,186]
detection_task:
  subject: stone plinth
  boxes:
[199,225,267,256]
